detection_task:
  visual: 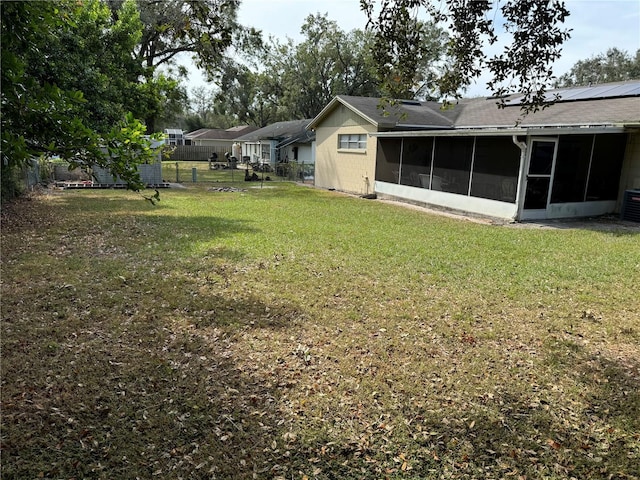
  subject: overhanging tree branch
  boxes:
[361,0,571,113]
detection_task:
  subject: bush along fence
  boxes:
[2,158,52,198]
[276,161,315,182]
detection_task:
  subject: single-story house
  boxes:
[307,96,460,195]
[167,125,259,162]
[307,81,640,221]
[184,125,258,148]
[235,119,316,167]
[164,128,185,146]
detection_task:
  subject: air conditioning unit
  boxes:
[620,189,640,222]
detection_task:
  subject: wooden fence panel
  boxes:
[169,145,231,161]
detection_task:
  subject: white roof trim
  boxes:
[371,125,628,137]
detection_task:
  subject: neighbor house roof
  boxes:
[185,125,259,141]
[235,119,315,143]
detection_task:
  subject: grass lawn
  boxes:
[2,179,639,479]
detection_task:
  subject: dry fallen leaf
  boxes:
[546,438,562,450]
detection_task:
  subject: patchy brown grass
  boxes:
[2,185,639,479]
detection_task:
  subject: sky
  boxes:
[185,0,640,97]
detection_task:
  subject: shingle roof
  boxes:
[456,93,640,128]
[308,81,640,132]
[185,125,259,141]
[235,119,314,142]
[308,96,462,130]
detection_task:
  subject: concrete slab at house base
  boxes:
[376,193,640,231]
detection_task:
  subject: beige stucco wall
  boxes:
[617,131,640,209]
[314,106,378,195]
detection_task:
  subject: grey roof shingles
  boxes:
[307,81,640,132]
[317,95,462,129]
[185,125,259,141]
[235,119,314,142]
[455,95,640,128]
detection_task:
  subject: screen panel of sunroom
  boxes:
[400,138,434,187]
[375,138,402,183]
[470,137,521,203]
[586,134,626,201]
[432,137,474,195]
[550,133,627,204]
[551,135,593,203]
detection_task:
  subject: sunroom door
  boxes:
[521,139,557,220]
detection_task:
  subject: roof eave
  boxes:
[372,124,629,137]
[307,96,380,130]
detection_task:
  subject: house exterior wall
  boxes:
[279,144,314,164]
[241,142,273,163]
[279,145,296,163]
[375,182,519,218]
[314,106,377,195]
[242,142,261,162]
[298,144,314,164]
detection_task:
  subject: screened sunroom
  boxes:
[373,128,630,221]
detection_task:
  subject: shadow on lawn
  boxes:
[3,192,638,479]
[0,194,297,478]
[376,341,640,479]
[1,290,307,479]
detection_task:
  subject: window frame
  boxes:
[338,133,367,151]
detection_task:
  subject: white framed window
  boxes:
[338,133,367,150]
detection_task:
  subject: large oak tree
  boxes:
[361,0,572,111]
[1,0,253,197]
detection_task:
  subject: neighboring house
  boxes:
[164,128,185,146]
[308,82,640,221]
[184,125,258,149]
[168,126,259,161]
[235,119,316,166]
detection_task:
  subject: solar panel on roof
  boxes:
[606,83,640,96]
[557,87,592,100]
[502,81,640,106]
[573,84,619,99]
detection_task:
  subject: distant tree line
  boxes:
[555,47,640,87]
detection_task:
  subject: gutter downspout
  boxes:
[512,135,528,222]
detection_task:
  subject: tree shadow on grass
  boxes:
[0,193,304,479]
[267,334,639,480]
[1,288,309,479]
[377,340,640,479]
